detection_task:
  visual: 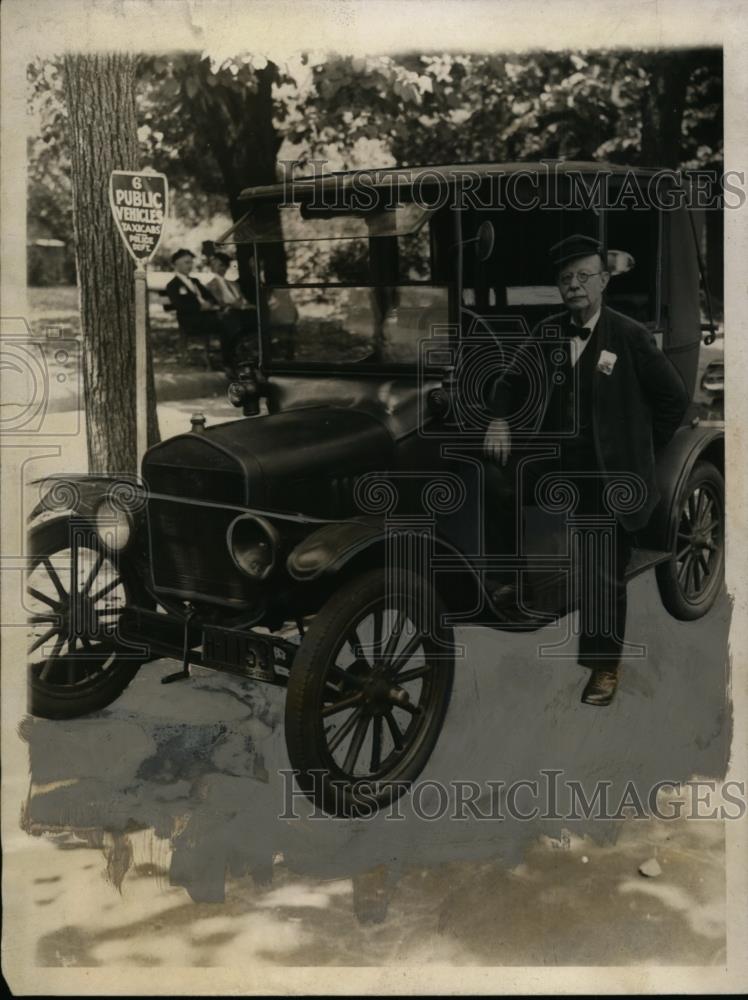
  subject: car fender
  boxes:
[286,517,483,613]
[28,473,148,526]
[641,421,725,550]
[287,519,388,581]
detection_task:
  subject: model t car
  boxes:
[27,162,724,817]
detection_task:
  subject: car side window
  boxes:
[605,207,661,326]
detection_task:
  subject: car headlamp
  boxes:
[228,514,279,580]
[94,497,133,552]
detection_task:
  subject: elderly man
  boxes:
[485,234,689,706]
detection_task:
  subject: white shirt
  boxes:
[569,306,601,368]
[175,272,207,303]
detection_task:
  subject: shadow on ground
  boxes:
[19,571,732,966]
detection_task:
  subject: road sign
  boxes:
[109,170,168,266]
[110,169,168,464]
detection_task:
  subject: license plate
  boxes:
[202,625,278,683]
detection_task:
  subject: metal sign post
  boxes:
[133,264,148,460]
[109,170,168,465]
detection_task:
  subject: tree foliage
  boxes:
[28,46,723,285]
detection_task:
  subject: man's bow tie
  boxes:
[567,321,592,340]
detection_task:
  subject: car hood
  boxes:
[142,406,395,516]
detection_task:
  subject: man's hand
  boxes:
[484,418,512,466]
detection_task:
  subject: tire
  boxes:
[285,567,454,817]
[656,461,725,621]
[27,516,147,719]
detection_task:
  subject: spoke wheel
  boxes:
[656,461,725,621]
[27,517,146,719]
[285,568,454,817]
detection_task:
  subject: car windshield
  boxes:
[218,200,452,367]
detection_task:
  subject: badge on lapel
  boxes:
[597,350,617,375]
[179,287,188,295]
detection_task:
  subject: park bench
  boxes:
[151,287,220,371]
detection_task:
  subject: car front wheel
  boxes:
[284,568,454,817]
[26,516,147,719]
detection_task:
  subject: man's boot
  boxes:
[581,668,619,706]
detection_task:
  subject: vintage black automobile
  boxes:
[27,162,725,817]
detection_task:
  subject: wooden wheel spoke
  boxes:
[677,553,692,583]
[27,586,61,611]
[322,691,364,718]
[382,609,405,663]
[385,710,405,751]
[327,707,363,753]
[328,664,366,688]
[345,626,365,662]
[676,544,691,560]
[396,700,423,717]
[687,493,697,524]
[51,633,65,658]
[39,660,55,682]
[81,551,105,595]
[386,631,424,676]
[692,558,702,593]
[342,713,370,774]
[395,663,431,684]
[697,551,711,576]
[695,488,707,523]
[370,716,383,772]
[91,576,121,603]
[698,495,713,526]
[372,606,383,664]
[42,558,68,601]
[28,612,61,626]
[28,625,59,656]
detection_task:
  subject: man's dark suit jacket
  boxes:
[488,305,690,532]
[165,274,219,327]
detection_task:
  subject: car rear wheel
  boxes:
[285,568,454,817]
[27,517,146,719]
[656,461,725,621]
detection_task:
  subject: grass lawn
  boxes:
[28,284,198,367]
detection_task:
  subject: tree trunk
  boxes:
[63,53,160,476]
[185,63,287,294]
[639,52,697,169]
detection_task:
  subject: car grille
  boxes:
[143,436,246,505]
[147,498,250,602]
[143,437,250,602]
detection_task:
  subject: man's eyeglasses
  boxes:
[558,270,604,286]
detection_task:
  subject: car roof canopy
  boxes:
[236,160,660,203]
[216,200,434,246]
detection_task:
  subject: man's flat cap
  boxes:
[549,234,604,268]
[171,248,195,264]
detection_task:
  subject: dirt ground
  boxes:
[9,785,726,968]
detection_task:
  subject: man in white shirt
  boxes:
[483,234,688,706]
[165,249,236,374]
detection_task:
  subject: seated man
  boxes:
[165,249,235,374]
